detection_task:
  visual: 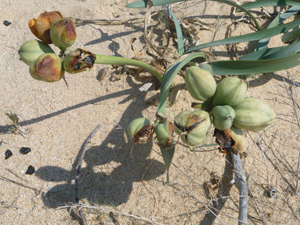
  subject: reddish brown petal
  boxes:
[28,18,39,39]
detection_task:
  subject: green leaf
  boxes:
[168,9,184,56]
[157,52,207,116]
[126,0,259,29]
[256,6,300,51]
[282,28,300,43]
[267,39,300,58]
[185,18,300,53]
[242,0,300,9]
[209,52,300,75]
[160,144,175,184]
[240,38,300,60]
[239,46,285,60]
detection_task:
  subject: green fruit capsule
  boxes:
[213,77,247,106]
[233,97,275,131]
[212,105,235,130]
[174,110,211,146]
[18,40,55,66]
[127,118,154,145]
[185,66,216,101]
[155,121,175,146]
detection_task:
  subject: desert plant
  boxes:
[17,1,300,224]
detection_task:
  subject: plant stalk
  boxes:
[95,54,163,82]
[231,152,248,225]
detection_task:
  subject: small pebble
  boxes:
[5,149,13,159]
[25,165,35,175]
[3,20,11,26]
[19,147,31,154]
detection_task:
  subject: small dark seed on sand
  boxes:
[3,20,11,26]
[5,149,13,159]
[20,147,31,154]
[25,165,35,175]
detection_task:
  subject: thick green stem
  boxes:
[95,54,163,82]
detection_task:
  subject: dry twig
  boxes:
[59,204,165,225]
[73,124,101,225]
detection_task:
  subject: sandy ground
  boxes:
[1,0,300,224]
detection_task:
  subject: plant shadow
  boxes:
[31,77,166,208]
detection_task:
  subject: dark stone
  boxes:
[25,165,35,175]
[3,20,11,26]
[5,149,13,159]
[19,147,31,154]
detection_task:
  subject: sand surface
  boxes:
[1,1,300,224]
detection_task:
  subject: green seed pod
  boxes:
[155,121,175,146]
[174,110,211,146]
[212,77,247,106]
[29,53,64,82]
[18,40,55,66]
[199,63,213,75]
[63,49,96,74]
[50,18,76,51]
[127,118,154,145]
[212,105,235,130]
[185,66,216,101]
[233,97,275,131]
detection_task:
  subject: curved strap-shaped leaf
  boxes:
[126,0,260,29]
[185,18,300,53]
[209,52,300,75]
[282,27,300,43]
[241,38,300,60]
[157,52,207,116]
[160,144,175,184]
[256,6,300,51]
[169,9,184,56]
[242,0,300,9]
[239,46,285,60]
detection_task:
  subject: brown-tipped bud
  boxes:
[174,110,211,147]
[155,121,175,146]
[63,49,96,74]
[50,18,76,51]
[29,53,64,82]
[127,118,154,145]
[28,11,63,44]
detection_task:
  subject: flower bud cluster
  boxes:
[19,11,78,82]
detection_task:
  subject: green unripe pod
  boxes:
[185,66,216,101]
[233,97,275,131]
[174,110,211,146]
[199,63,213,74]
[29,53,64,82]
[18,40,55,66]
[212,105,235,130]
[155,121,175,146]
[127,118,154,145]
[213,77,247,106]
